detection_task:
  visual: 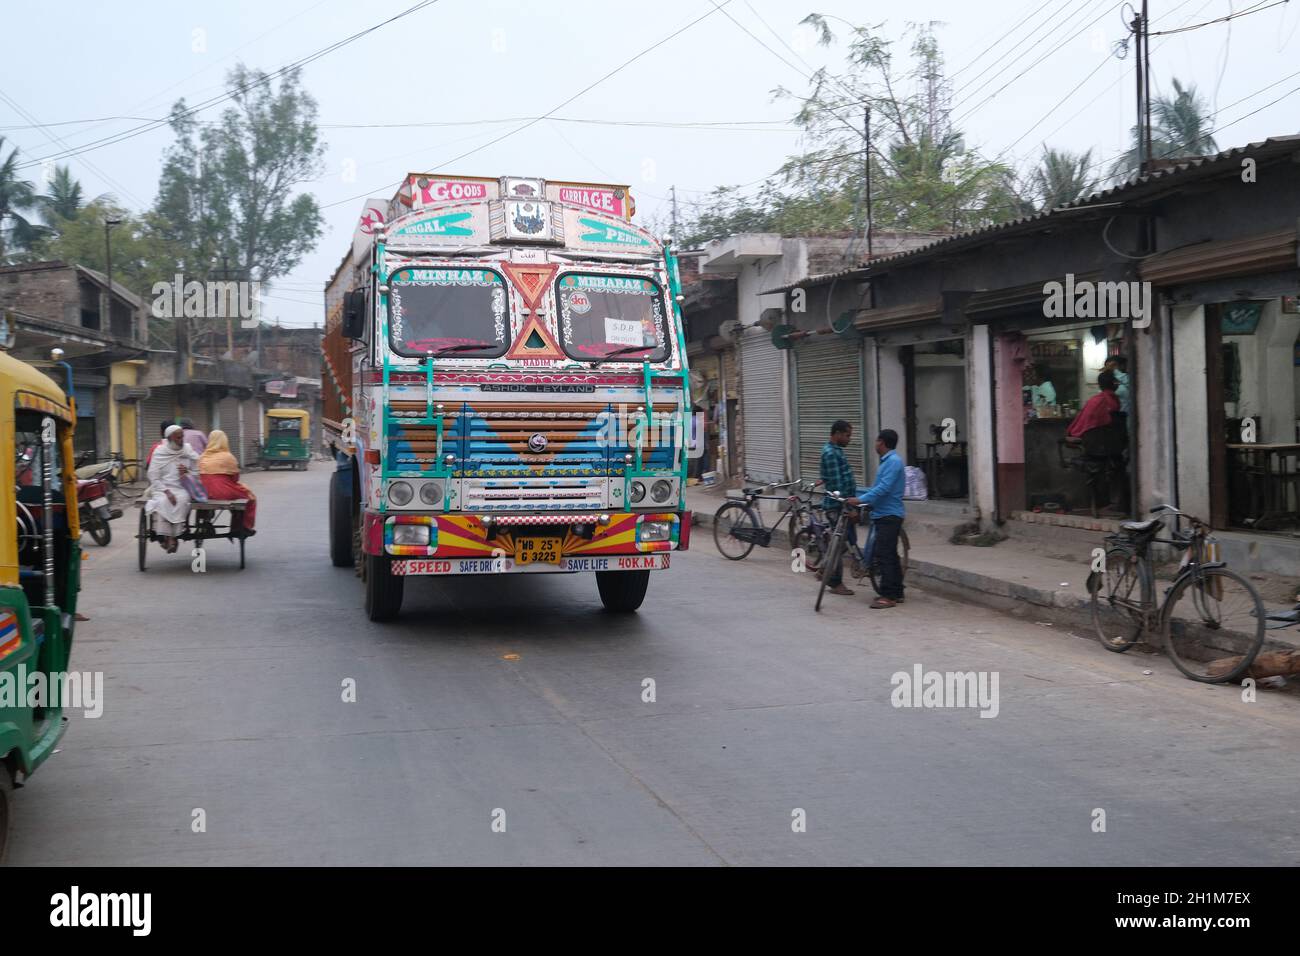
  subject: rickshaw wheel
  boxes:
[137,508,149,572]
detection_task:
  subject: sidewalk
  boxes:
[684,483,1300,655]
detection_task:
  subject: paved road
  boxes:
[8,463,1300,865]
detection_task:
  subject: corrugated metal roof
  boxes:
[762,135,1300,292]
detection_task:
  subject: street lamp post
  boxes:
[103,217,122,334]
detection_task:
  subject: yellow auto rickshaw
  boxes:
[0,348,81,859]
[260,408,311,471]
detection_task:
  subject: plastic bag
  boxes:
[903,465,928,500]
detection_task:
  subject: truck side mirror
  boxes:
[342,289,367,339]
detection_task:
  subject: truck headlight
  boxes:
[650,479,673,503]
[419,481,443,505]
[388,481,413,506]
[639,520,673,542]
[392,524,430,546]
[629,480,646,503]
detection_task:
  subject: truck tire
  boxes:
[328,468,353,568]
[365,553,404,621]
[596,569,650,613]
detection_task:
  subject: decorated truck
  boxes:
[322,174,691,621]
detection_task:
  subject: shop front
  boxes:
[1151,221,1300,540]
[972,280,1137,521]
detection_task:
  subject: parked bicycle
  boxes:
[814,493,911,611]
[1088,504,1265,683]
[712,478,827,562]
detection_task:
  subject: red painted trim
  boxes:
[363,512,386,555]
[361,370,686,387]
[678,512,691,550]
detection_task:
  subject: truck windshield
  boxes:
[388,267,509,358]
[557,273,668,363]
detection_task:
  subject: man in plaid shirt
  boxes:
[819,419,860,596]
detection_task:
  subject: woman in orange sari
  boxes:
[198,430,256,536]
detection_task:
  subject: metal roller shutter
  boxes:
[795,335,865,485]
[139,392,177,462]
[740,327,787,483]
[214,396,254,468]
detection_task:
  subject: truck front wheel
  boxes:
[596,570,650,613]
[328,468,353,568]
[365,554,404,621]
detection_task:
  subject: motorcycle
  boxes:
[75,460,124,546]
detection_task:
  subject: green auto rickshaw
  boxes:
[261,408,311,471]
[0,349,82,860]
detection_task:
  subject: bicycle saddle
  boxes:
[1120,518,1162,534]
[742,485,763,495]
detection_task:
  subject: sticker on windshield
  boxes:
[604,317,643,346]
[568,291,592,314]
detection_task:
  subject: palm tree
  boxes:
[1031,147,1098,212]
[40,165,84,222]
[1111,78,1219,182]
[1152,78,1218,159]
[0,136,42,262]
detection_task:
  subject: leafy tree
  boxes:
[680,18,1021,247]
[0,136,45,262]
[153,63,325,283]
[37,199,175,296]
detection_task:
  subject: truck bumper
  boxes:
[363,511,686,574]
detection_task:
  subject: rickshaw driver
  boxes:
[145,424,199,553]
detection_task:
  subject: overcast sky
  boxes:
[3,0,1297,328]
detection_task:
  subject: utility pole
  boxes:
[670,185,680,242]
[1142,0,1153,168]
[219,255,234,359]
[864,106,873,261]
[1131,1,1152,175]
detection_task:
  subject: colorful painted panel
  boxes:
[386,206,491,248]
[0,610,20,661]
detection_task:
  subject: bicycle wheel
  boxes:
[1161,567,1265,683]
[815,519,848,612]
[1090,547,1150,652]
[862,524,909,597]
[792,527,826,573]
[712,502,760,560]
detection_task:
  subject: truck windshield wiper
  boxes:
[594,345,656,361]
[430,342,493,356]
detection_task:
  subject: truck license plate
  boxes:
[515,536,563,564]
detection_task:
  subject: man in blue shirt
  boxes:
[819,419,860,596]
[861,428,906,608]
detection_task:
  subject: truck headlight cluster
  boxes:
[392,524,430,546]
[638,520,673,542]
[388,481,414,506]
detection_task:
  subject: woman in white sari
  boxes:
[146,424,199,552]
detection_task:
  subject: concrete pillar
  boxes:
[968,324,996,527]
[862,337,880,483]
[1134,309,1174,512]
[1172,304,1210,519]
